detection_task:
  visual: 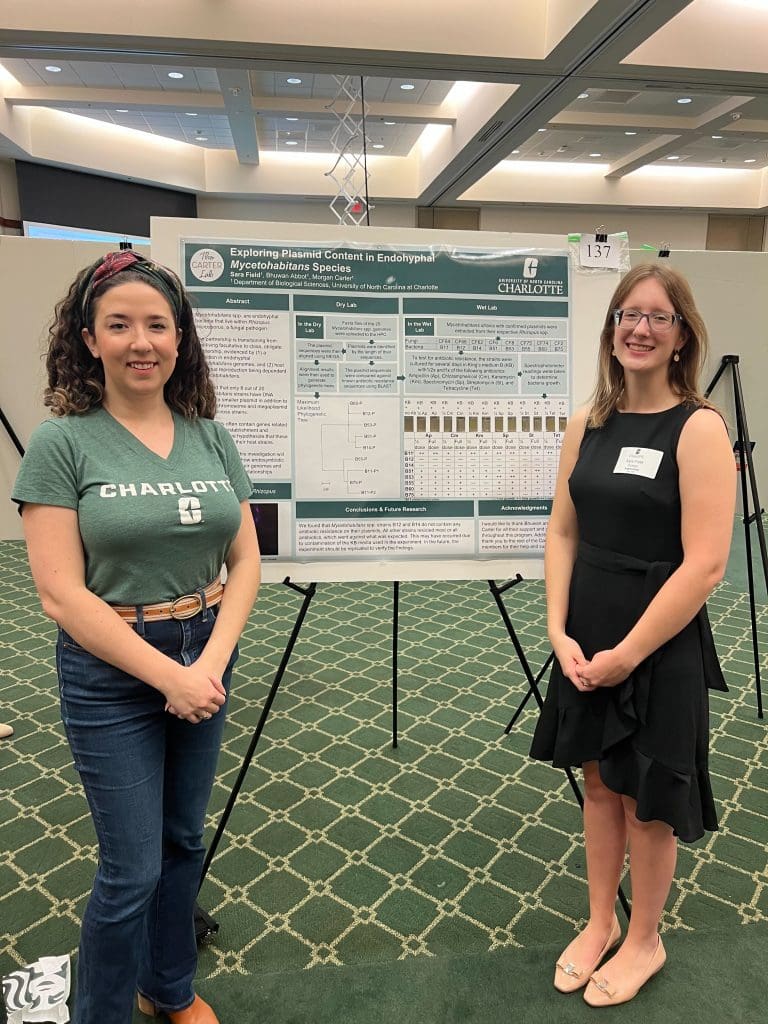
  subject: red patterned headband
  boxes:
[81,251,184,323]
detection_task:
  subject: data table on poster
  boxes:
[402,398,568,500]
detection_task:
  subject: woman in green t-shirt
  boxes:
[14,251,261,1024]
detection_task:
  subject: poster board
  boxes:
[629,249,768,504]
[153,220,618,583]
[0,237,151,542]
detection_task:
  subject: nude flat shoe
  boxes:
[584,935,666,1006]
[554,916,621,993]
[0,724,14,739]
[137,993,219,1023]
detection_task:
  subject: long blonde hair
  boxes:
[588,263,713,428]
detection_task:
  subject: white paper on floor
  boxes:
[1,955,71,1023]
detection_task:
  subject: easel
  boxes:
[488,576,632,919]
[705,354,766,719]
[0,404,25,459]
[199,574,405,880]
[196,572,603,936]
[196,575,403,940]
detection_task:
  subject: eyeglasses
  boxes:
[613,309,683,332]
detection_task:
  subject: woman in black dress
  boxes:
[530,264,735,1005]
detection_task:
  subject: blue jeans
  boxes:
[56,606,236,1024]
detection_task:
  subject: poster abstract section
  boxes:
[182,240,570,565]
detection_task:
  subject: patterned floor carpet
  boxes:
[1,539,767,992]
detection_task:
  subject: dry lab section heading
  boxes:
[183,240,571,577]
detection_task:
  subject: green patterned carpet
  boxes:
[1,539,767,1002]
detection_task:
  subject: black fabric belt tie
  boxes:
[576,541,727,753]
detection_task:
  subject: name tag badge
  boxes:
[613,446,664,479]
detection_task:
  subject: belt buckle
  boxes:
[169,593,203,620]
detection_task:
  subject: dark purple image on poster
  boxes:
[250,503,279,556]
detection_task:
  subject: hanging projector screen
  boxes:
[152,221,612,584]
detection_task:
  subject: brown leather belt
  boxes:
[112,578,224,623]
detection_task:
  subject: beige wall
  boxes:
[197,196,712,250]
[196,196,417,228]
[3,148,754,253]
[482,206,710,251]
[629,249,768,512]
[0,238,150,540]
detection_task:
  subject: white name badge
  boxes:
[613,446,664,479]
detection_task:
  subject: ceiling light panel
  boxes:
[68,61,123,88]
[733,95,768,118]
[31,60,78,84]
[384,79,428,102]
[0,58,44,85]
[113,63,166,89]
[155,66,192,88]
[514,128,648,163]
[621,88,733,116]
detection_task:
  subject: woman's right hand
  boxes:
[162,665,227,723]
[551,634,590,691]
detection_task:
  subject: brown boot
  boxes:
[138,993,219,1023]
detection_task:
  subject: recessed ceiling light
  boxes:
[677,97,693,104]
[400,83,415,91]
[168,72,184,79]
[589,152,602,157]
[537,128,547,132]
[372,143,384,149]
[745,158,757,163]
[384,121,396,125]
[625,131,637,136]
[667,155,681,160]
[578,92,589,99]
[45,65,62,73]
[512,149,520,154]
[287,77,302,84]
[285,140,299,145]
[116,109,129,113]
[185,112,198,117]
[711,134,723,139]
[286,116,299,121]
[196,136,208,141]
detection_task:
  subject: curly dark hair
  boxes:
[44,255,216,419]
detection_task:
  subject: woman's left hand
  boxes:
[577,647,634,690]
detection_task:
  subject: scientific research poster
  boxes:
[181,239,570,573]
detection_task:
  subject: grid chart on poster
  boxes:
[403,399,568,500]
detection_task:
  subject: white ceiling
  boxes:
[2,0,768,208]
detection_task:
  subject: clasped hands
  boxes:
[162,659,226,724]
[552,635,635,693]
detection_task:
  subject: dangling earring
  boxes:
[673,349,680,363]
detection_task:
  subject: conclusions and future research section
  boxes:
[183,240,570,572]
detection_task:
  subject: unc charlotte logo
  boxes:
[523,257,539,278]
[178,496,203,525]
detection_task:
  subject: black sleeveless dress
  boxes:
[529,403,727,843]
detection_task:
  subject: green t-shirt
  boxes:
[13,408,252,605]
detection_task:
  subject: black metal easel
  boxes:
[195,577,404,940]
[0,404,25,459]
[489,576,632,919]
[194,577,318,940]
[705,354,766,719]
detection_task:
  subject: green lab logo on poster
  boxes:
[183,242,568,297]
